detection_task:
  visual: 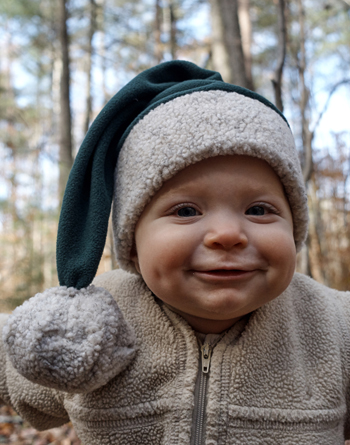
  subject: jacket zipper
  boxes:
[193,342,213,445]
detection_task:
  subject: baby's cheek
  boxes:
[266,227,295,261]
[262,232,296,290]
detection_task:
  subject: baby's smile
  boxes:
[191,268,258,280]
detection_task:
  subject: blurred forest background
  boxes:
[0,0,349,442]
[0,0,350,315]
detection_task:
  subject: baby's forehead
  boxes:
[152,155,286,203]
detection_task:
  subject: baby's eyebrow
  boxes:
[157,185,195,200]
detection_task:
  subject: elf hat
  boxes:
[3,61,308,393]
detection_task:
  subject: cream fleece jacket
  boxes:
[1,269,350,444]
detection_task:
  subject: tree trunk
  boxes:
[210,0,252,88]
[155,0,163,63]
[308,176,326,284]
[238,0,254,89]
[3,26,20,287]
[297,0,313,184]
[96,0,109,105]
[108,216,117,270]
[84,0,97,134]
[294,0,313,277]
[169,0,177,59]
[271,0,287,112]
[58,0,73,206]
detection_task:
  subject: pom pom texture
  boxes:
[2,285,136,393]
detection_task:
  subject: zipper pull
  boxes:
[201,343,212,374]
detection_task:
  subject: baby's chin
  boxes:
[162,303,245,334]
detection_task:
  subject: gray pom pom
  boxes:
[2,286,136,393]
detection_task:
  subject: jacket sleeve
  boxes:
[0,313,70,431]
[336,292,350,440]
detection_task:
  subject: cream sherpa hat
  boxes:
[114,89,308,273]
[2,61,308,394]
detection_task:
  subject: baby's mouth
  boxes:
[192,269,255,279]
[201,269,247,274]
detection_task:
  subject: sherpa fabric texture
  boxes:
[114,90,308,273]
[55,60,291,289]
[2,286,136,393]
[1,269,350,444]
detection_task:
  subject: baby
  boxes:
[1,61,350,445]
[131,155,295,335]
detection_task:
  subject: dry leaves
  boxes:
[0,406,81,445]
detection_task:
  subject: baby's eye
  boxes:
[246,203,279,216]
[176,206,198,217]
[246,205,266,216]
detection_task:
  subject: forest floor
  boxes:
[0,406,81,444]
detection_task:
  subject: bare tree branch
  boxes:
[311,79,350,135]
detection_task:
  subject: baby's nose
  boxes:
[203,215,248,250]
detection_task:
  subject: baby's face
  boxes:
[132,155,296,333]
